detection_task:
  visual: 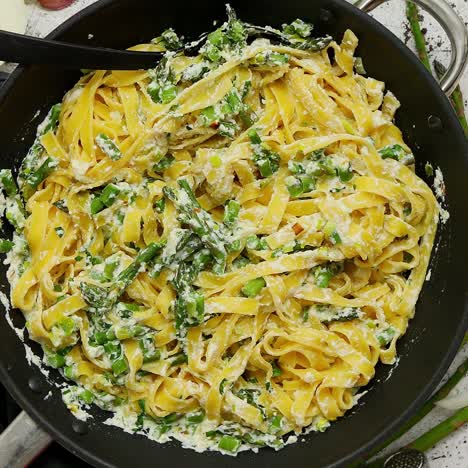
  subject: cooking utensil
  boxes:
[0,1,466,467]
[0,411,52,468]
[0,0,466,93]
[0,29,166,70]
[384,449,427,468]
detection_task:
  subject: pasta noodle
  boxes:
[0,14,439,454]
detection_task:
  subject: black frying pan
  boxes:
[0,1,467,467]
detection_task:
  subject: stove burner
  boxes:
[0,383,91,467]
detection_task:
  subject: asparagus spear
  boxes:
[406,1,431,72]
[313,262,342,288]
[366,408,468,467]
[103,340,129,376]
[96,134,122,161]
[118,241,166,285]
[163,180,228,274]
[241,277,266,297]
[0,239,14,253]
[244,20,332,52]
[80,241,165,310]
[172,249,211,331]
[26,157,58,191]
[349,6,468,466]
[248,129,281,178]
[406,2,468,136]
[19,104,62,199]
[0,169,18,197]
[39,104,61,136]
[408,407,468,451]
[152,28,184,51]
[390,356,468,441]
[0,169,27,232]
[434,61,468,138]
[354,356,468,466]
[147,56,178,104]
[223,200,240,226]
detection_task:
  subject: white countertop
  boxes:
[1,1,467,466]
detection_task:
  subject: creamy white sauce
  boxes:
[433,167,450,224]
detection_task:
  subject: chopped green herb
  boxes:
[252,149,280,177]
[354,57,367,75]
[201,106,220,126]
[241,277,266,297]
[403,251,413,263]
[54,227,64,238]
[170,352,188,366]
[153,154,175,173]
[27,157,58,191]
[336,163,353,183]
[282,19,313,40]
[253,51,289,66]
[100,184,120,207]
[79,389,95,405]
[187,410,205,424]
[59,317,76,335]
[201,7,247,65]
[153,28,183,51]
[271,361,282,377]
[0,239,14,253]
[312,305,361,323]
[218,435,241,452]
[269,414,283,433]
[246,235,268,250]
[219,378,229,395]
[313,262,342,288]
[0,169,18,197]
[232,256,250,269]
[96,134,122,161]
[47,353,66,369]
[219,120,239,139]
[425,162,434,177]
[223,200,240,226]
[63,365,75,379]
[148,57,178,104]
[378,144,414,165]
[53,199,69,213]
[377,326,396,347]
[154,197,166,213]
[281,19,332,51]
[90,196,105,215]
[248,128,262,145]
[111,357,128,376]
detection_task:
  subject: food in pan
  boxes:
[0,9,439,454]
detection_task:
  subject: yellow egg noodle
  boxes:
[0,14,439,454]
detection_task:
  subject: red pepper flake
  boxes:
[292,223,304,235]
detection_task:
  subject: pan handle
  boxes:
[0,411,52,467]
[355,0,468,96]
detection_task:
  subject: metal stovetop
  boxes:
[0,383,88,468]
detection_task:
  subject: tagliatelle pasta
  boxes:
[0,12,439,455]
